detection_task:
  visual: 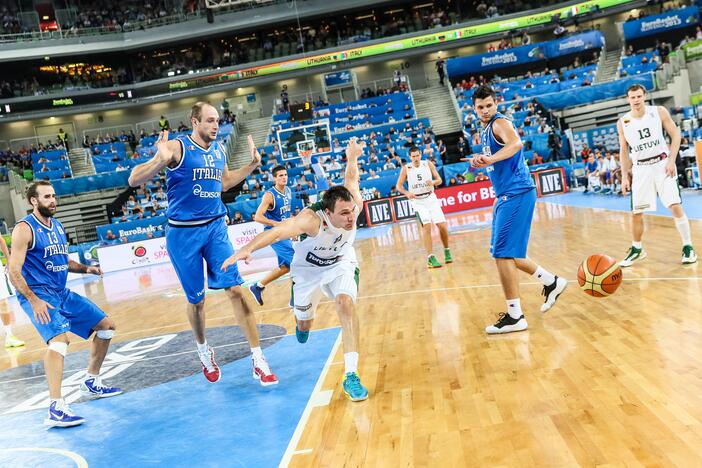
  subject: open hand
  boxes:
[221,249,253,271]
[86,266,103,276]
[248,135,261,168]
[156,131,174,164]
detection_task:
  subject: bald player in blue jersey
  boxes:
[470,86,568,334]
[8,181,122,428]
[129,102,278,386]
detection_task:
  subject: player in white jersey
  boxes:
[396,146,452,269]
[222,137,369,402]
[0,235,25,348]
[617,84,696,266]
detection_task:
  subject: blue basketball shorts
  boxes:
[18,287,106,343]
[166,217,244,304]
[490,188,537,259]
[271,239,294,268]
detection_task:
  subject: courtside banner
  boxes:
[435,180,495,213]
[97,222,275,273]
[392,196,416,221]
[365,198,395,226]
[534,167,568,196]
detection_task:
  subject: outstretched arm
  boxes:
[129,131,180,187]
[344,137,365,208]
[221,209,320,270]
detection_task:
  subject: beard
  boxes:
[37,204,55,218]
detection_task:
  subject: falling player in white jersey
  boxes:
[395,145,452,269]
[221,137,369,402]
[617,84,697,266]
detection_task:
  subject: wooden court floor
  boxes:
[2,201,702,467]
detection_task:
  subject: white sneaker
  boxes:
[620,246,646,267]
[540,276,568,313]
[485,313,528,334]
[682,245,697,264]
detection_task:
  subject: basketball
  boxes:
[577,254,623,297]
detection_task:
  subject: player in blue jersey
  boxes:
[8,181,122,428]
[128,102,278,386]
[249,165,294,305]
[470,86,567,334]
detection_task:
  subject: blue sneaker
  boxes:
[249,283,265,306]
[80,377,123,398]
[342,372,368,402]
[45,400,85,428]
[296,325,309,344]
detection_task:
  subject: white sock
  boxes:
[256,281,265,289]
[85,372,98,381]
[196,341,209,354]
[4,325,11,336]
[675,215,692,246]
[251,346,263,360]
[632,241,643,249]
[506,299,523,319]
[50,398,64,408]
[344,352,359,374]
[532,266,555,286]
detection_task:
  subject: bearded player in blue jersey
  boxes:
[129,102,278,386]
[249,165,294,305]
[470,86,567,334]
[8,181,122,428]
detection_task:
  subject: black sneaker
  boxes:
[540,276,568,313]
[485,312,528,334]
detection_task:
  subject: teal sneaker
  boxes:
[444,248,453,264]
[342,372,368,402]
[295,325,309,343]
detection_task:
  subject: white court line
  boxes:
[0,448,88,467]
[279,332,342,468]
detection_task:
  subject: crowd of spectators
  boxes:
[1,0,569,97]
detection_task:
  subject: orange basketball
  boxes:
[577,254,623,297]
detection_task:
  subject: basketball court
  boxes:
[2,193,702,466]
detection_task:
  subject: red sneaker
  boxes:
[199,346,221,383]
[252,357,278,386]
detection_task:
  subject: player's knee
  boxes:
[335,294,354,312]
[225,286,243,301]
[96,317,116,331]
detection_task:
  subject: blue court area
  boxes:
[0,327,340,467]
[542,190,702,220]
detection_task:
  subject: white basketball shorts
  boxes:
[411,192,446,225]
[291,261,359,321]
[631,159,681,213]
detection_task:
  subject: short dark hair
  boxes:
[409,146,421,155]
[26,180,52,204]
[272,165,286,177]
[626,84,646,96]
[472,85,497,103]
[321,185,354,212]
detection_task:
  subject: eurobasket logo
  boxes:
[132,245,147,258]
